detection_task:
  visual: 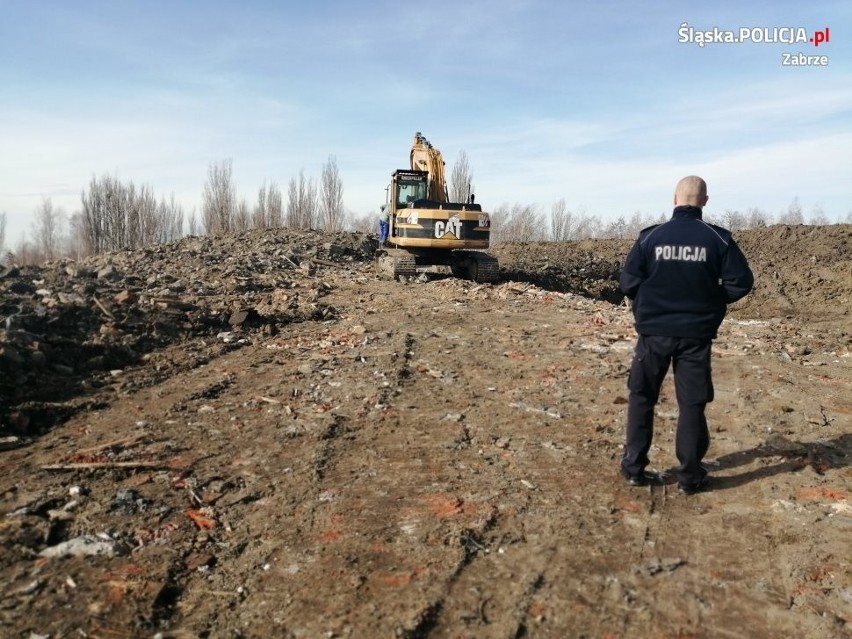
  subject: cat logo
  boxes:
[434,215,462,239]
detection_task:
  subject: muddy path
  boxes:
[1,225,850,638]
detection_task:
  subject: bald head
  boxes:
[674,176,709,208]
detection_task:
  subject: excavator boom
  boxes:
[409,132,448,202]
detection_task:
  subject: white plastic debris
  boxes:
[39,534,125,558]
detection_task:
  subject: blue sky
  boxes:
[1,0,850,245]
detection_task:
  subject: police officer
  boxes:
[619,176,754,494]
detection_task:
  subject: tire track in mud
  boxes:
[385,304,592,638]
[252,310,535,637]
[317,325,497,637]
[176,324,391,635]
[401,299,652,638]
[44,321,380,636]
[124,343,292,634]
[174,325,461,636]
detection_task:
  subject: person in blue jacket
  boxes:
[378,204,390,248]
[619,176,754,494]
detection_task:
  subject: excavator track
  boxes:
[375,249,418,280]
[451,251,500,284]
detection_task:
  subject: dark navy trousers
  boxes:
[621,335,714,485]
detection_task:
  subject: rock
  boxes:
[0,265,20,278]
[229,309,260,326]
[0,344,24,364]
[65,265,94,278]
[97,265,120,280]
[39,535,127,558]
[114,289,135,304]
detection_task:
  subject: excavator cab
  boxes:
[393,172,429,210]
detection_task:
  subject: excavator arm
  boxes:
[409,132,448,202]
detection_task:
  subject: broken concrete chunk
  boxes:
[97,265,120,280]
[39,534,127,558]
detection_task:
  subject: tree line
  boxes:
[488,195,837,244]
[1,153,848,265]
[2,156,346,265]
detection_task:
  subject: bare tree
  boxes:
[319,156,345,232]
[254,183,270,229]
[202,159,236,235]
[625,211,656,238]
[550,200,590,241]
[348,210,375,234]
[66,212,86,261]
[604,216,630,239]
[188,210,200,236]
[0,212,6,258]
[716,209,747,232]
[301,173,318,229]
[449,150,473,203]
[31,198,65,261]
[551,199,568,241]
[254,182,284,229]
[809,205,829,226]
[778,196,804,225]
[156,195,185,242]
[575,211,602,239]
[286,178,298,228]
[77,175,188,254]
[80,174,175,254]
[80,175,110,253]
[234,199,251,232]
[253,182,283,229]
[491,203,545,244]
[12,238,38,265]
[488,205,508,243]
[746,207,771,228]
[286,170,317,229]
[133,184,161,247]
[267,183,283,228]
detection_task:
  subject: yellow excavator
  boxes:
[375,132,499,283]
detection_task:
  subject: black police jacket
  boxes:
[619,206,754,339]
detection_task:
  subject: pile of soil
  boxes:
[493,224,852,322]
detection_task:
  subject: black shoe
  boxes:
[621,469,662,487]
[678,477,710,495]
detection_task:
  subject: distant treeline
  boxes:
[1,153,847,265]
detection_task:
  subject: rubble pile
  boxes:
[493,237,628,302]
[0,229,375,432]
[4,224,851,435]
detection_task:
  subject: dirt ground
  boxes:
[1,224,850,639]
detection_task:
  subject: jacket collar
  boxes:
[672,205,703,219]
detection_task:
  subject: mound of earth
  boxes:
[0,224,849,638]
[493,224,852,323]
